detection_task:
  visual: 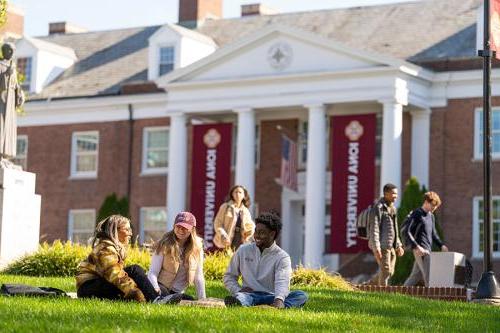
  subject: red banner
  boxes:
[330,114,376,253]
[492,0,500,60]
[190,124,232,248]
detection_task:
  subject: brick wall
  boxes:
[430,97,500,280]
[356,285,469,302]
[179,0,222,25]
[18,117,169,242]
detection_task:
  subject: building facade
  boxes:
[9,0,500,280]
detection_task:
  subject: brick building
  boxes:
[9,0,500,280]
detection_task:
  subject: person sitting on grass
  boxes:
[223,212,308,309]
[75,214,178,304]
[147,211,206,301]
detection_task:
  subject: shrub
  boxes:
[2,241,88,277]
[203,250,231,281]
[2,241,151,277]
[291,266,354,291]
[97,193,130,222]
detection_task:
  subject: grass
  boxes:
[0,275,499,332]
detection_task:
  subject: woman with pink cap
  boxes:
[147,212,206,301]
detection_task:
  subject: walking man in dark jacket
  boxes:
[368,183,405,286]
[403,191,448,286]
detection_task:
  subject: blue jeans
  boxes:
[234,290,308,308]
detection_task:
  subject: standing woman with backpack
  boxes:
[76,215,161,303]
[213,185,255,251]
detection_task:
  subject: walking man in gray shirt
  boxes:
[223,212,308,308]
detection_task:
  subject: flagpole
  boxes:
[475,0,500,301]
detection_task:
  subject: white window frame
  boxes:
[13,134,28,170]
[142,126,169,175]
[474,108,500,160]
[472,196,500,259]
[70,131,99,179]
[158,45,175,76]
[68,209,96,244]
[139,207,168,244]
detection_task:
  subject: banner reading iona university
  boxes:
[190,124,232,248]
[330,114,376,253]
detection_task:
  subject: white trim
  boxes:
[473,107,500,160]
[70,131,99,179]
[472,196,500,259]
[68,209,96,243]
[142,126,169,175]
[139,206,168,244]
[157,24,428,86]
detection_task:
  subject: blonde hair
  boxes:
[154,226,202,265]
[92,214,130,259]
[423,191,442,208]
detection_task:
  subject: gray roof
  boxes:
[33,0,482,100]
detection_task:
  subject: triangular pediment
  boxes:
[158,24,414,85]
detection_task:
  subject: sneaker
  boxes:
[153,293,183,305]
[224,295,242,307]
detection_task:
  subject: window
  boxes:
[71,131,99,178]
[298,119,329,169]
[140,207,167,244]
[159,47,174,76]
[142,127,169,174]
[474,109,500,159]
[473,197,500,258]
[68,209,96,244]
[298,120,308,168]
[12,135,28,169]
[17,57,32,91]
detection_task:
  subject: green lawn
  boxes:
[0,274,499,332]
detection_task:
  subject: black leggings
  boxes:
[77,264,159,302]
[158,283,195,300]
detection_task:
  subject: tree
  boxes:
[0,1,7,28]
[390,177,427,285]
[97,193,130,223]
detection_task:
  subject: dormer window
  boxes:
[159,46,174,75]
[16,57,32,91]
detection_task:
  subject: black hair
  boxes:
[255,211,282,240]
[383,183,397,193]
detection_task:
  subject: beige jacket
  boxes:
[213,201,254,249]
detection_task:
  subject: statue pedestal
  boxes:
[0,168,41,267]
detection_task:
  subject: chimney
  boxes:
[49,22,87,35]
[241,3,279,17]
[0,4,24,39]
[178,0,222,29]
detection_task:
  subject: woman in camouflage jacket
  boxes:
[76,215,159,302]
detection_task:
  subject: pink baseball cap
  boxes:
[174,212,196,230]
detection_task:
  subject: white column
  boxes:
[380,100,403,194]
[410,109,431,187]
[234,107,256,203]
[166,112,187,230]
[304,104,326,268]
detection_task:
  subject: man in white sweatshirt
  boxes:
[223,212,308,309]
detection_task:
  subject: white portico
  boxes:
[157,24,433,268]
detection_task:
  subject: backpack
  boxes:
[0,284,68,297]
[400,210,425,249]
[356,204,376,240]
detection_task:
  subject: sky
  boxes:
[10,0,417,37]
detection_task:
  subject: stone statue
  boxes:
[0,42,24,169]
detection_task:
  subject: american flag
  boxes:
[280,135,298,191]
